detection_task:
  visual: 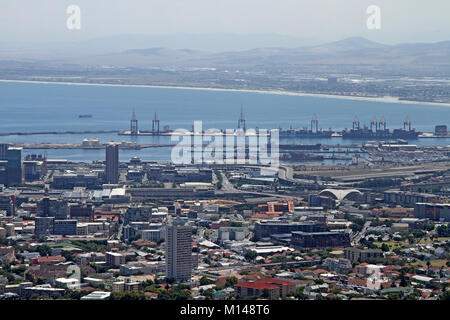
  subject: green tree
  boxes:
[224,276,238,288]
[36,245,51,257]
[244,251,257,261]
[203,288,214,300]
[199,276,215,286]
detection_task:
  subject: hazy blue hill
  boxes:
[2,36,450,69]
[306,37,388,54]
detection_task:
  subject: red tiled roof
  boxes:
[251,213,282,219]
[312,269,328,275]
[348,279,367,287]
[32,255,66,264]
[260,278,295,286]
[94,215,119,222]
[235,278,295,290]
[235,282,279,290]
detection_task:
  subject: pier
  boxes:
[0,130,119,136]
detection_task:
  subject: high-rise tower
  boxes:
[105,143,119,184]
[6,147,22,186]
[165,219,192,282]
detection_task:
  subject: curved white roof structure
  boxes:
[319,189,362,201]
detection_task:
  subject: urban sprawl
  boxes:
[0,118,449,301]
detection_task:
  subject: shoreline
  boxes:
[1,79,450,107]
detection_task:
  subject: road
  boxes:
[351,221,371,246]
[220,170,238,192]
[278,165,321,186]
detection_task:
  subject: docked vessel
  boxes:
[279,129,333,138]
[342,116,420,140]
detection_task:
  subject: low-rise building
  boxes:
[344,247,383,262]
[234,278,295,299]
[80,291,111,300]
[106,252,126,267]
[322,257,352,274]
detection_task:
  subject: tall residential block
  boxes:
[165,219,192,282]
[6,147,22,186]
[105,143,119,184]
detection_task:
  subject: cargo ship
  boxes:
[279,129,333,138]
[342,116,420,140]
[78,114,93,118]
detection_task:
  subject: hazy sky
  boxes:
[1,0,449,46]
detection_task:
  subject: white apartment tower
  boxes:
[165,219,192,282]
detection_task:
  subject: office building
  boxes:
[105,143,119,184]
[218,227,247,242]
[291,230,350,248]
[69,203,93,222]
[344,247,384,262]
[106,252,126,267]
[37,197,68,220]
[124,206,152,224]
[0,195,14,217]
[6,147,22,186]
[254,220,327,241]
[414,203,450,222]
[23,155,46,182]
[165,219,192,282]
[34,217,55,237]
[383,190,438,205]
[53,220,77,236]
[141,229,162,242]
[52,172,101,189]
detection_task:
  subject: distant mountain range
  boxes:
[1,36,449,75]
[1,36,449,104]
[52,36,450,68]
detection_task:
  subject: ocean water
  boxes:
[0,81,449,162]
